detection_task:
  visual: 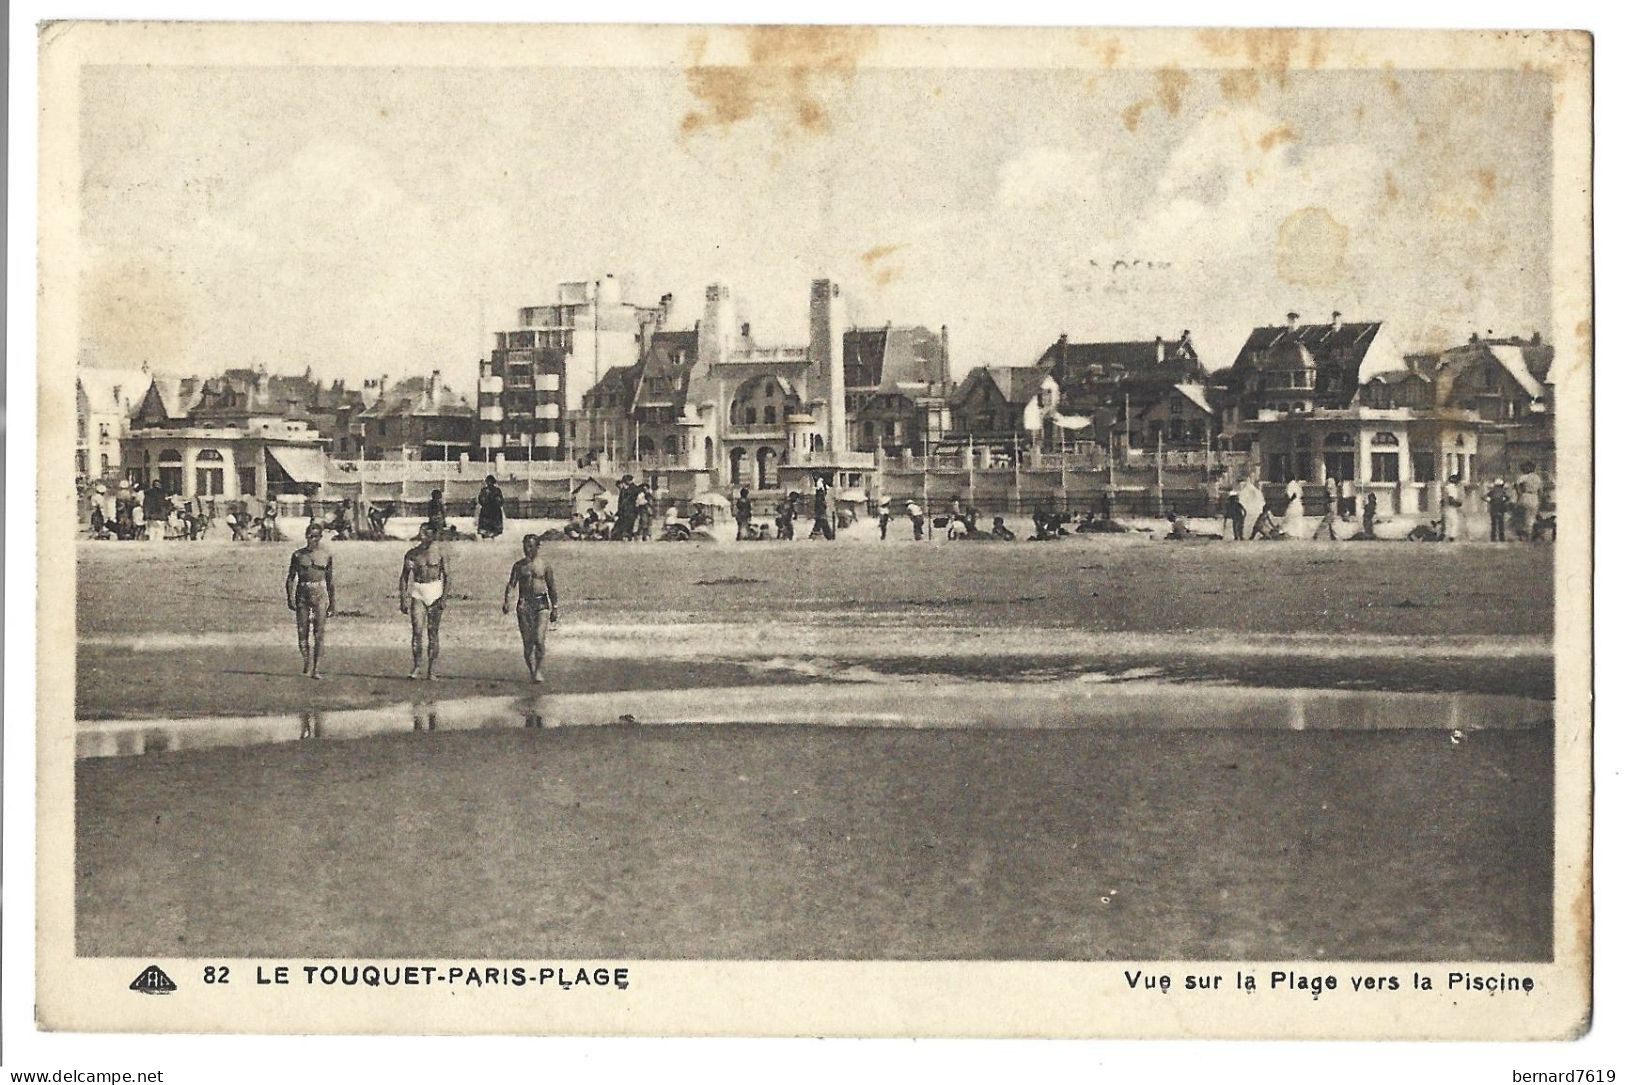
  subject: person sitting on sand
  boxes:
[502,534,559,684]
[399,524,450,680]
[991,516,1017,541]
[1250,506,1285,540]
[1166,512,1191,540]
[285,522,336,679]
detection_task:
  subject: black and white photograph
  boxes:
[32,21,1592,1041]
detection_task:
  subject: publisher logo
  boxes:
[129,964,177,995]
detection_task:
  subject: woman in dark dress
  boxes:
[477,476,506,538]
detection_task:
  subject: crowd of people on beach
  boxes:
[84,460,1555,548]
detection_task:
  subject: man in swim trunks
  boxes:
[502,533,560,683]
[399,524,451,680]
[285,522,336,679]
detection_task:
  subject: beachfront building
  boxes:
[843,324,953,456]
[356,370,476,461]
[76,366,151,484]
[946,366,1048,456]
[1237,317,1554,516]
[1249,406,1487,516]
[123,369,331,500]
[1363,332,1556,479]
[480,276,668,461]
[570,279,876,497]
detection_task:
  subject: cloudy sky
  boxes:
[77,60,1552,384]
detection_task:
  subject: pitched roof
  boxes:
[1039,333,1200,382]
[585,364,642,406]
[1171,382,1214,415]
[843,326,946,390]
[1484,344,1546,401]
[1234,321,1382,369]
[76,368,152,414]
[360,374,473,418]
[952,365,1045,407]
[632,330,700,410]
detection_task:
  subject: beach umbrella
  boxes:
[691,491,733,510]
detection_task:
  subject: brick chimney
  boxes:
[1331,310,1343,332]
[1286,312,1300,330]
[939,325,950,385]
[1154,335,1165,363]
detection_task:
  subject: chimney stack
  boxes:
[1331,311,1343,331]
[1154,335,1165,363]
[1286,312,1300,330]
[939,325,950,386]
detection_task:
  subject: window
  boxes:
[1412,450,1437,483]
[1268,453,1289,483]
[100,453,110,473]
[1324,432,1354,448]
[763,406,777,424]
[1370,452,1400,482]
[729,447,746,485]
[99,422,111,438]
[863,421,875,442]
[1170,398,1183,415]
[1372,431,1399,447]
[157,449,184,494]
[195,449,226,497]
[239,466,257,495]
[744,407,757,426]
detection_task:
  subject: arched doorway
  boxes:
[756,447,779,489]
[728,447,747,486]
[810,433,825,454]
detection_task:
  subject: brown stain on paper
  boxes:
[1256,124,1298,152]
[861,243,907,289]
[83,260,190,365]
[1274,206,1349,287]
[1198,28,1331,88]
[1218,69,1260,103]
[680,26,878,139]
[1122,66,1190,132]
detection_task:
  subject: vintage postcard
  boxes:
[37,23,1591,1038]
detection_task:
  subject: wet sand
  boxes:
[77,723,1553,960]
[76,537,1555,719]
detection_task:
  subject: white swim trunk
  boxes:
[408,579,445,607]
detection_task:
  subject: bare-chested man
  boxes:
[399,524,451,680]
[285,522,336,679]
[502,534,559,683]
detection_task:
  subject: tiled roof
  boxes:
[843,326,945,390]
[951,365,1045,407]
[1234,321,1382,369]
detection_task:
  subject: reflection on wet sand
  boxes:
[77,678,1552,760]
